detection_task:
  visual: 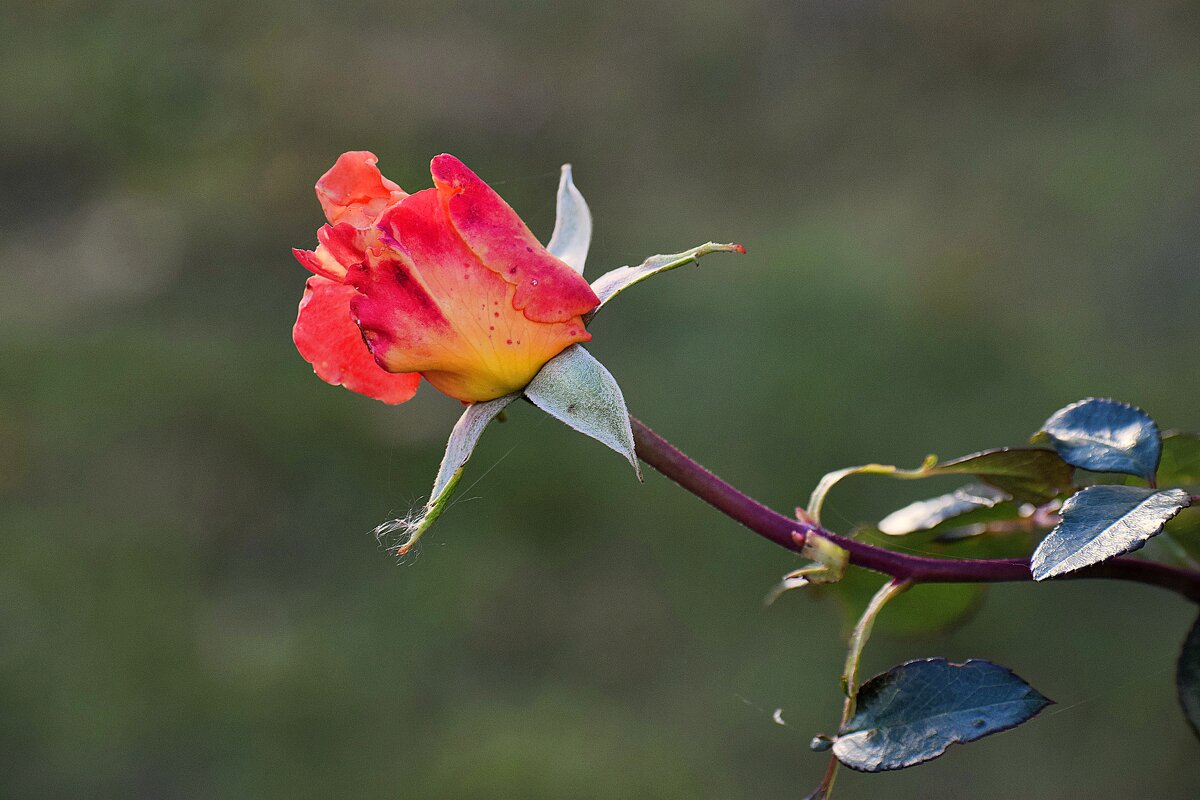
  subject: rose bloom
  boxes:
[292,152,599,404]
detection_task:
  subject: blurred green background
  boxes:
[3,1,1199,797]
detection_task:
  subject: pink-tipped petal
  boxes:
[316,151,407,228]
[293,274,420,405]
[347,248,456,376]
[429,154,599,323]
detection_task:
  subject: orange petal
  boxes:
[316,151,407,228]
[361,188,589,402]
[429,154,598,323]
[293,274,420,404]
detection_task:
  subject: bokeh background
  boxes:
[3,1,1199,797]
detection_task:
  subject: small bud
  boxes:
[810,735,834,753]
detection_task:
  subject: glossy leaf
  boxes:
[376,394,518,554]
[1031,485,1191,580]
[832,658,1052,772]
[524,344,640,478]
[933,519,1026,543]
[933,448,1074,505]
[1036,398,1161,482]
[545,164,591,274]
[1179,614,1200,739]
[878,484,1010,536]
[584,242,744,322]
[1159,433,1200,488]
[928,519,1052,556]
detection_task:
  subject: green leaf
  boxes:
[833,569,985,637]
[1031,485,1191,580]
[545,164,591,274]
[524,344,640,478]
[877,484,1010,536]
[1159,433,1200,489]
[807,460,935,525]
[932,448,1074,505]
[584,242,744,322]
[1179,614,1200,739]
[807,448,1069,526]
[1166,506,1200,563]
[884,584,986,637]
[377,394,519,555]
[832,658,1052,772]
[1036,398,1161,482]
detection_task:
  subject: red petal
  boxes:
[317,222,366,267]
[429,154,599,323]
[346,253,456,375]
[293,247,341,281]
[316,151,407,228]
[293,223,360,282]
[293,275,420,404]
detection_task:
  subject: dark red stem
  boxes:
[630,417,1200,603]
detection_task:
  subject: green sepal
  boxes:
[376,394,518,555]
[524,344,640,478]
[585,242,744,323]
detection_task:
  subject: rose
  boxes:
[293,151,599,404]
[293,151,742,552]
